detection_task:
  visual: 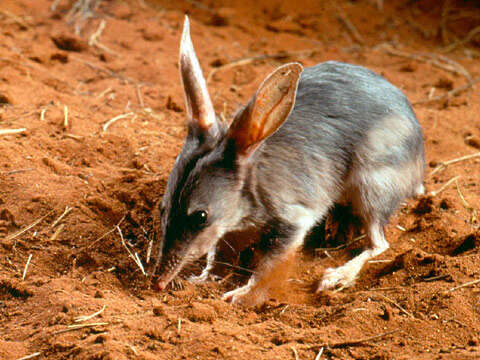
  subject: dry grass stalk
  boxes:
[84,214,125,249]
[315,234,366,253]
[206,49,318,83]
[103,112,134,132]
[291,346,300,360]
[22,254,33,281]
[40,108,47,121]
[430,151,480,176]
[97,87,113,98]
[146,236,153,264]
[117,226,147,276]
[0,128,27,136]
[66,0,103,35]
[49,223,64,241]
[16,352,42,360]
[63,105,69,129]
[7,209,55,241]
[51,206,73,228]
[64,133,83,140]
[1,168,35,175]
[53,322,108,335]
[0,10,30,30]
[314,347,324,360]
[430,175,460,196]
[447,278,480,293]
[75,304,106,322]
[379,294,414,318]
[136,84,145,108]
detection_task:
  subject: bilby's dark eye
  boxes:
[188,210,208,230]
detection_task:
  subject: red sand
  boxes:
[0,0,479,358]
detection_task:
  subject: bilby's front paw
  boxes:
[188,272,220,284]
[222,284,268,306]
[187,272,209,284]
[317,266,357,292]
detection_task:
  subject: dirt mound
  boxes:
[0,0,479,358]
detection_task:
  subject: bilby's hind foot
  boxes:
[317,221,389,292]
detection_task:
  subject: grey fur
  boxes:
[156,59,425,303]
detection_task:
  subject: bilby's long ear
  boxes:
[228,62,303,159]
[179,16,219,138]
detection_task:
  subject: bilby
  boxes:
[154,16,425,305]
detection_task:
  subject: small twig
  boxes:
[88,19,116,55]
[429,175,460,196]
[362,287,404,292]
[51,206,73,228]
[379,44,472,82]
[75,304,106,322]
[53,322,108,335]
[0,128,27,136]
[22,254,33,281]
[7,209,55,241]
[315,234,366,252]
[379,294,414,318]
[177,317,182,333]
[430,151,480,176]
[207,49,318,83]
[414,78,480,105]
[102,112,134,132]
[88,19,105,46]
[16,352,42,360]
[307,329,399,350]
[446,278,480,293]
[213,260,256,274]
[0,10,30,29]
[335,5,364,45]
[71,56,140,85]
[442,26,480,53]
[423,274,449,282]
[117,226,147,276]
[455,179,477,223]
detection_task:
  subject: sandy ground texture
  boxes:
[1,0,480,359]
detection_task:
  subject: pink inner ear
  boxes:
[229,63,303,156]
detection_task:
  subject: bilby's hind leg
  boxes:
[318,219,388,291]
[188,246,217,283]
